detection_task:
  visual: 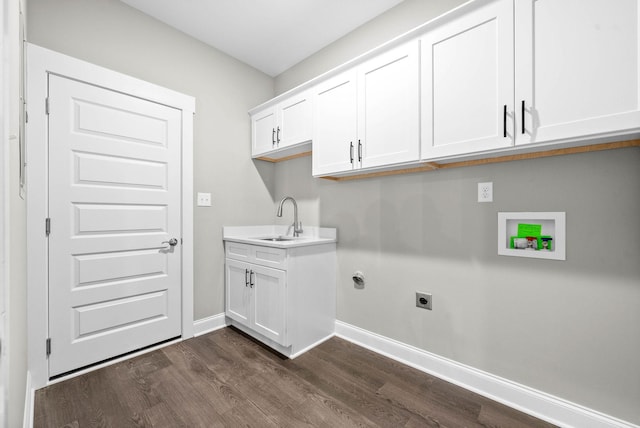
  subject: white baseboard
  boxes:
[23,371,33,428]
[335,320,638,428]
[289,333,335,359]
[193,313,227,337]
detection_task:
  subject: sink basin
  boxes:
[224,226,336,248]
[256,236,297,242]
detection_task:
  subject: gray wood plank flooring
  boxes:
[34,327,556,427]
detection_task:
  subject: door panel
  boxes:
[73,250,167,286]
[225,259,250,325]
[421,0,514,158]
[312,70,358,176]
[48,75,182,376]
[74,204,167,235]
[515,0,640,144]
[358,41,420,168]
[251,265,287,346]
[252,107,277,156]
[74,152,167,189]
[74,99,169,145]
[279,91,312,147]
[74,291,169,338]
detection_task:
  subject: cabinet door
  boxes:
[515,0,640,145]
[250,264,288,346]
[358,41,420,168]
[278,91,312,148]
[251,107,277,157]
[225,259,250,326]
[421,0,514,159]
[312,70,358,176]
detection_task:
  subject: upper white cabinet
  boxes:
[250,0,639,175]
[252,107,277,156]
[514,0,640,145]
[251,90,312,159]
[312,70,358,176]
[421,0,640,160]
[313,41,420,176]
[421,0,515,159]
[358,42,421,169]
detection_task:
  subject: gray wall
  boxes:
[274,0,640,424]
[22,0,640,425]
[275,0,466,93]
[27,0,277,320]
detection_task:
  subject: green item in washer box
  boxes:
[517,223,542,237]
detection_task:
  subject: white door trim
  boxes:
[25,43,195,389]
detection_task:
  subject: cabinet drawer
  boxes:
[225,242,287,269]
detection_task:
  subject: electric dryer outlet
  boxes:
[416,292,432,310]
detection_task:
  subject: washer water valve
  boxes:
[352,271,365,289]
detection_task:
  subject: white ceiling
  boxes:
[120,0,405,77]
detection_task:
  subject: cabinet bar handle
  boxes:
[358,140,362,162]
[245,269,249,287]
[503,105,507,138]
[249,270,255,288]
[521,100,525,135]
[350,141,354,164]
[276,126,281,144]
[272,128,276,146]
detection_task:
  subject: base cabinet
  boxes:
[224,241,336,357]
[225,259,287,346]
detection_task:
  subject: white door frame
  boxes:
[25,43,195,389]
[0,1,8,424]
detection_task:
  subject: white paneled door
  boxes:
[47,74,182,377]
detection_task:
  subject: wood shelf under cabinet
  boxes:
[319,139,640,182]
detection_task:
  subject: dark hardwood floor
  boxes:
[34,327,556,427]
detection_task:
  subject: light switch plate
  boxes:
[197,192,212,207]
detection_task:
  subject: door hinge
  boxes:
[45,218,51,236]
[45,97,50,115]
[46,338,51,357]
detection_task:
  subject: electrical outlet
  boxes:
[478,182,493,203]
[415,292,432,310]
[197,192,212,207]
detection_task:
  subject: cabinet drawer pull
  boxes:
[521,100,525,135]
[272,128,276,146]
[245,269,249,287]
[350,141,354,164]
[503,105,507,138]
[250,270,255,288]
[358,140,362,162]
[276,126,281,144]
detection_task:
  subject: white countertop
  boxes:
[223,225,337,248]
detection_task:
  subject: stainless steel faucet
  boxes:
[276,196,303,237]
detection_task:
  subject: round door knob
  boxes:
[162,238,178,247]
